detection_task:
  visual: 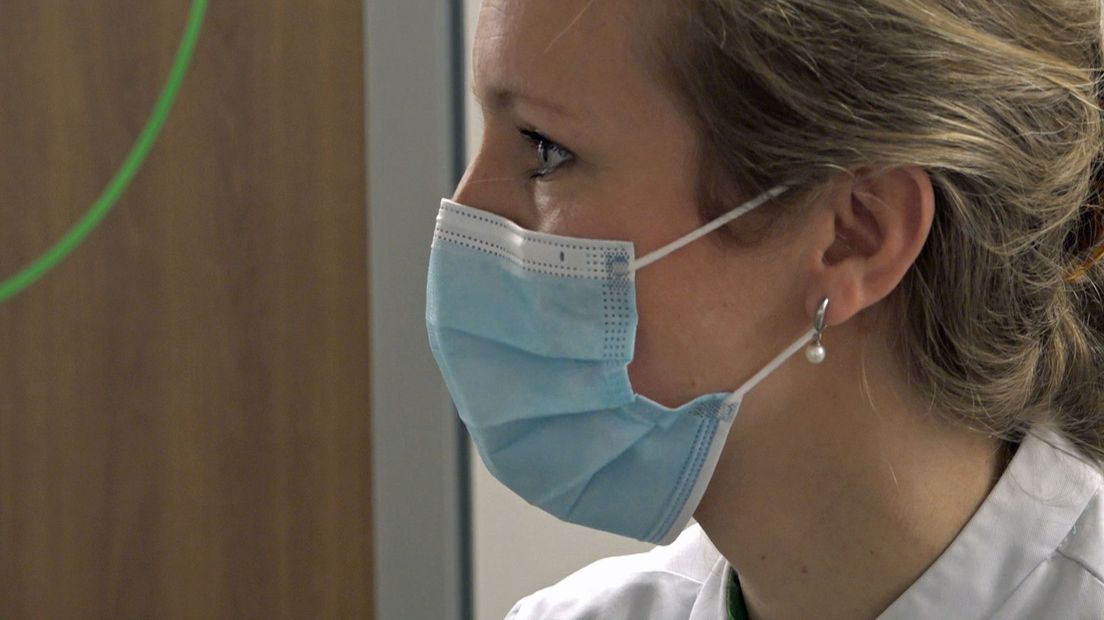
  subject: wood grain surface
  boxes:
[0,1,373,617]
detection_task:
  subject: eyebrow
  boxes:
[471,83,579,121]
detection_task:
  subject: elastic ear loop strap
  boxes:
[629,184,790,272]
[723,327,817,407]
[626,183,813,406]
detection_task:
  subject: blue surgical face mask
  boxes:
[425,185,814,545]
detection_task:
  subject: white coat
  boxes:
[507,424,1104,619]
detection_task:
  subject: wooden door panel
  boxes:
[0,2,372,617]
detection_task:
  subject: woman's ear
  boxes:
[807,165,935,326]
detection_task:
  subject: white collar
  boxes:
[691,425,1102,619]
[879,425,1101,618]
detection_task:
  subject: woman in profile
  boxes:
[428,0,1104,617]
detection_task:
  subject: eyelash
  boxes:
[520,128,575,180]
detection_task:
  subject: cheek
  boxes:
[626,243,804,408]
[627,249,744,407]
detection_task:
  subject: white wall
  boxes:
[461,3,653,619]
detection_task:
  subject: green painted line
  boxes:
[0,0,209,304]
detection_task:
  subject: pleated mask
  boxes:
[425,184,815,545]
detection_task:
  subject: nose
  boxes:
[450,157,484,206]
[450,145,532,228]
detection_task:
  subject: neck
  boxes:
[695,322,1011,620]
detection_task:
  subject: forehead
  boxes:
[472,0,657,119]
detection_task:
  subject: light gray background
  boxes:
[367,0,470,618]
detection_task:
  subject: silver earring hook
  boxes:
[813,297,829,342]
[805,297,830,364]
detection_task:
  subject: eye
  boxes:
[520,128,575,179]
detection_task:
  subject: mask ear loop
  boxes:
[629,184,791,272]
[624,182,809,408]
[722,297,830,407]
[722,327,817,408]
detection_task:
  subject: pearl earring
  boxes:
[805,297,829,364]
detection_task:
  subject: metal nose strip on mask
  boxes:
[629,184,791,272]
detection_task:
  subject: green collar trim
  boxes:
[727,568,749,620]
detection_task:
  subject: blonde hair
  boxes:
[642,0,1104,463]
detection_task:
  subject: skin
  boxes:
[456,1,1010,618]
